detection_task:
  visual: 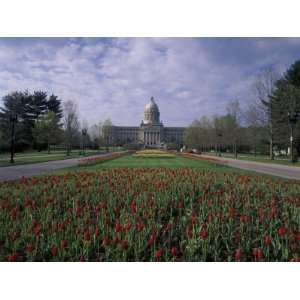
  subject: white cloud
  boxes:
[0,38,300,126]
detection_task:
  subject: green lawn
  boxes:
[88,155,218,169]
[73,153,279,180]
[0,149,104,167]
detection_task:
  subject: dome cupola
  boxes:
[143,97,160,124]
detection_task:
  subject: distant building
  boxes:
[109,97,185,148]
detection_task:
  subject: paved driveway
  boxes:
[199,154,300,180]
[0,152,116,182]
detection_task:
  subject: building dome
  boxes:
[143,97,160,124]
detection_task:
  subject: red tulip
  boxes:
[115,222,122,233]
[51,245,58,257]
[191,213,197,225]
[7,253,18,262]
[33,224,42,236]
[79,255,85,262]
[83,231,91,242]
[130,201,137,214]
[257,249,264,260]
[26,243,34,253]
[10,207,18,220]
[239,215,249,223]
[235,249,242,261]
[291,243,297,253]
[264,235,272,246]
[136,221,143,232]
[229,208,236,218]
[94,228,100,237]
[112,236,120,244]
[186,227,193,239]
[171,247,178,257]
[155,249,163,260]
[125,223,132,232]
[200,228,208,239]
[121,240,129,251]
[148,235,156,246]
[102,236,110,246]
[252,248,263,260]
[278,227,287,236]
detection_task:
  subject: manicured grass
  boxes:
[75,153,272,179]
[88,154,221,169]
[61,153,287,182]
[0,150,104,167]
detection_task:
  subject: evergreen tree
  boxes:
[0,91,32,150]
[47,94,63,120]
[26,91,48,122]
[283,60,300,87]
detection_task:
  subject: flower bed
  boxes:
[0,168,299,261]
[132,149,175,158]
[78,151,132,166]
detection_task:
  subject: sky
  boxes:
[0,37,300,127]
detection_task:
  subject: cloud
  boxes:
[0,37,300,126]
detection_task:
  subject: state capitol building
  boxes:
[109,97,185,148]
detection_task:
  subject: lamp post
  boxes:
[81,128,87,155]
[288,111,300,163]
[9,113,18,164]
[217,132,223,157]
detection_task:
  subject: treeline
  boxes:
[0,91,63,152]
[0,90,113,155]
[184,59,300,160]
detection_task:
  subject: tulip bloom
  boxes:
[235,249,242,261]
[264,235,272,246]
[26,243,34,253]
[155,249,163,260]
[278,227,287,236]
[51,245,58,257]
[171,247,178,257]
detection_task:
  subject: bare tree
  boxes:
[253,67,280,160]
[63,100,80,155]
[226,100,242,158]
[102,119,113,152]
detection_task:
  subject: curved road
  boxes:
[198,154,300,180]
[0,152,118,182]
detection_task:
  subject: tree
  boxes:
[225,100,242,158]
[63,100,80,155]
[102,119,113,152]
[270,83,300,158]
[184,120,202,150]
[47,94,63,120]
[254,67,279,160]
[27,91,48,122]
[244,104,267,156]
[32,111,63,154]
[0,91,32,151]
